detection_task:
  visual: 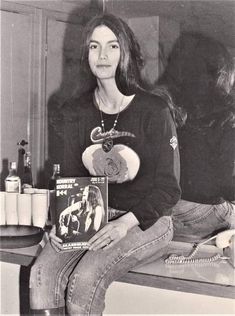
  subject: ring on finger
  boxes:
[107,236,112,245]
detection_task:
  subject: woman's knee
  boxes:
[29,262,54,309]
[30,261,43,289]
[29,242,68,309]
[30,244,58,289]
[29,258,58,298]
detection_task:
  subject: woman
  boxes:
[159,32,235,242]
[30,14,180,315]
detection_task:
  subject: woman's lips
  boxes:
[96,64,111,67]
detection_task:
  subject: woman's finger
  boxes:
[50,239,64,252]
[89,224,112,244]
[89,235,113,251]
[49,230,63,243]
[104,238,119,250]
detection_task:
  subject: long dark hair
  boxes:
[159,32,235,128]
[80,13,145,95]
[152,85,187,128]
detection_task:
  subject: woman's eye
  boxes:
[89,44,98,49]
[110,44,119,49]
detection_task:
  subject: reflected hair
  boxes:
[153,85,187,128]
[159,32,235,127]
[80,13,145,95]
[87,185,104,209]
[217,57,235,94]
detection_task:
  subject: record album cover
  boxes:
[55,177,108,250]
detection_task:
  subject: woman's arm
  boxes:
[132,107,181,230]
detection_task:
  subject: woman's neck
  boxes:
[96,80,135,114]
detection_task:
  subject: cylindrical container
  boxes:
[35,189,50,205]
[17,193,32,225]
[34,189,48,194]
[35,189,50,225]
[5,192,18,225]
[5,162,21,193]
[32,193,48,228]
[23,188,36,194]
[0,191,6,225]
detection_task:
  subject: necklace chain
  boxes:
[95,89,125,152]
[96,89,124,133]
[100,110,120,133]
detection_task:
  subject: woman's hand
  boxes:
[49,225,64,252]
[89,212,139,251]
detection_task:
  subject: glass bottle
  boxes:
[21,151,33,189]
[5,161,21,193]
[48,164,61,225]
[48,164,61,190]
[17,147,25,181]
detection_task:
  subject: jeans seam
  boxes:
[54,250,86,306]
[86,220,173,315]
[174,207,215,224]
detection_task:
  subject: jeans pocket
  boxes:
[173,202,233,241]
[172,200,213,224]
[172,200,210,222]
[214,202,235,226]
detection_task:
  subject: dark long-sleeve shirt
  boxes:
[53,90,181,230]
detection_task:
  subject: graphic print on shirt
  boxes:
[82,126,140,183]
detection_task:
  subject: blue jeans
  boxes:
[172,200,235,242]
[30,216,173,315]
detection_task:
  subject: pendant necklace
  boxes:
[96,89,125,153]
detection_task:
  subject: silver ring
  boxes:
[107,236,112,245]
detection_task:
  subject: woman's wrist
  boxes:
[116,211,139,230]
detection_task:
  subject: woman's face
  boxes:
[88,25,121,80]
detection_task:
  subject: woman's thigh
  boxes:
[29,240,86,309]
[172,200,235,241]
[66,216,173,313]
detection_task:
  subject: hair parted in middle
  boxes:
[80,13,145,95]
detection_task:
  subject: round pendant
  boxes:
[102,138,113,152]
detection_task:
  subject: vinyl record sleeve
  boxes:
[55,177,108,250]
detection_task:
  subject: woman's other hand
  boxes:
[89,212,139,251]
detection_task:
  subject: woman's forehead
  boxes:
[90,25,118,42]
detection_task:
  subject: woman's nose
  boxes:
[99,47,108,60]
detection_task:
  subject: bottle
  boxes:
[5,161,21,193]
[16,140,28,177]
[48,164,61,190]
[17,147,25,181]
[21,151,33,189]
[48,164,61,225]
